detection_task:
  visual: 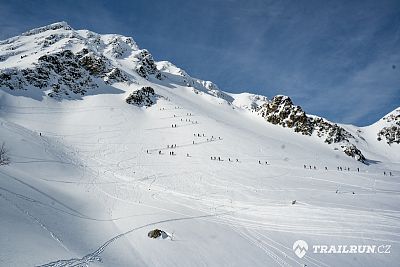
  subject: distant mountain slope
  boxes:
[0,22,398,162]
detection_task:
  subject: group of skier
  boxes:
[336,166,356,171]
[303,164,365,173]
[210,156,239,162]
[304,165,317,170]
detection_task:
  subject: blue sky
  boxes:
[0,0,399,126]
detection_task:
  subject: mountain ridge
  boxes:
[0,22,398,162]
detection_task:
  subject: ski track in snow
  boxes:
[35,213,227,267]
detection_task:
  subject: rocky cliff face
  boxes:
[0,22,162,99]
[134,50,163,80]
[126,86,159,107]
[377,109,400,145]
[0,48,130,98]
[257,95,366,162]
[257,95,313,134]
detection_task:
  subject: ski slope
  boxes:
[0,23,399,267]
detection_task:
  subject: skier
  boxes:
[203,134,205,137]
[174,124,177,127]
[325,166,328,170]
[313,166,316,170]
[304,165,307,169]
[357,167,359,172]
[390,172,392,176]
[187,153,189,157]
[218,157,221,161]
[146,149,149,154]
[39,132,42,136]
[384,171,386,176]
[193,141,195,144]
[236,159,239,162]
[259,160,261,164]
[159,150,161,155]
[265,161,268,165]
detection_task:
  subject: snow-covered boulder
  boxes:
[341,144,366,162]
[126,86,159,107]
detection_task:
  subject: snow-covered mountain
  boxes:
[0,22,399,267]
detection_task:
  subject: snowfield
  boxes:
[0,22,399,267]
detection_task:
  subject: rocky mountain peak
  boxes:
[0,22,165,99]
[258,95,312,134]
[257,95,365,162]
[21,21,72,37]
[377,108,400,145]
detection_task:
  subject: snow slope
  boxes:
[0,22,400,267]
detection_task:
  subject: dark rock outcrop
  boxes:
[257,95,365,162]
[377,110,400,145]
[0,48,130,98]
[135,50,163,80]
[258,95,313,135]
[341,144,366,162]
[126,86,158,107]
